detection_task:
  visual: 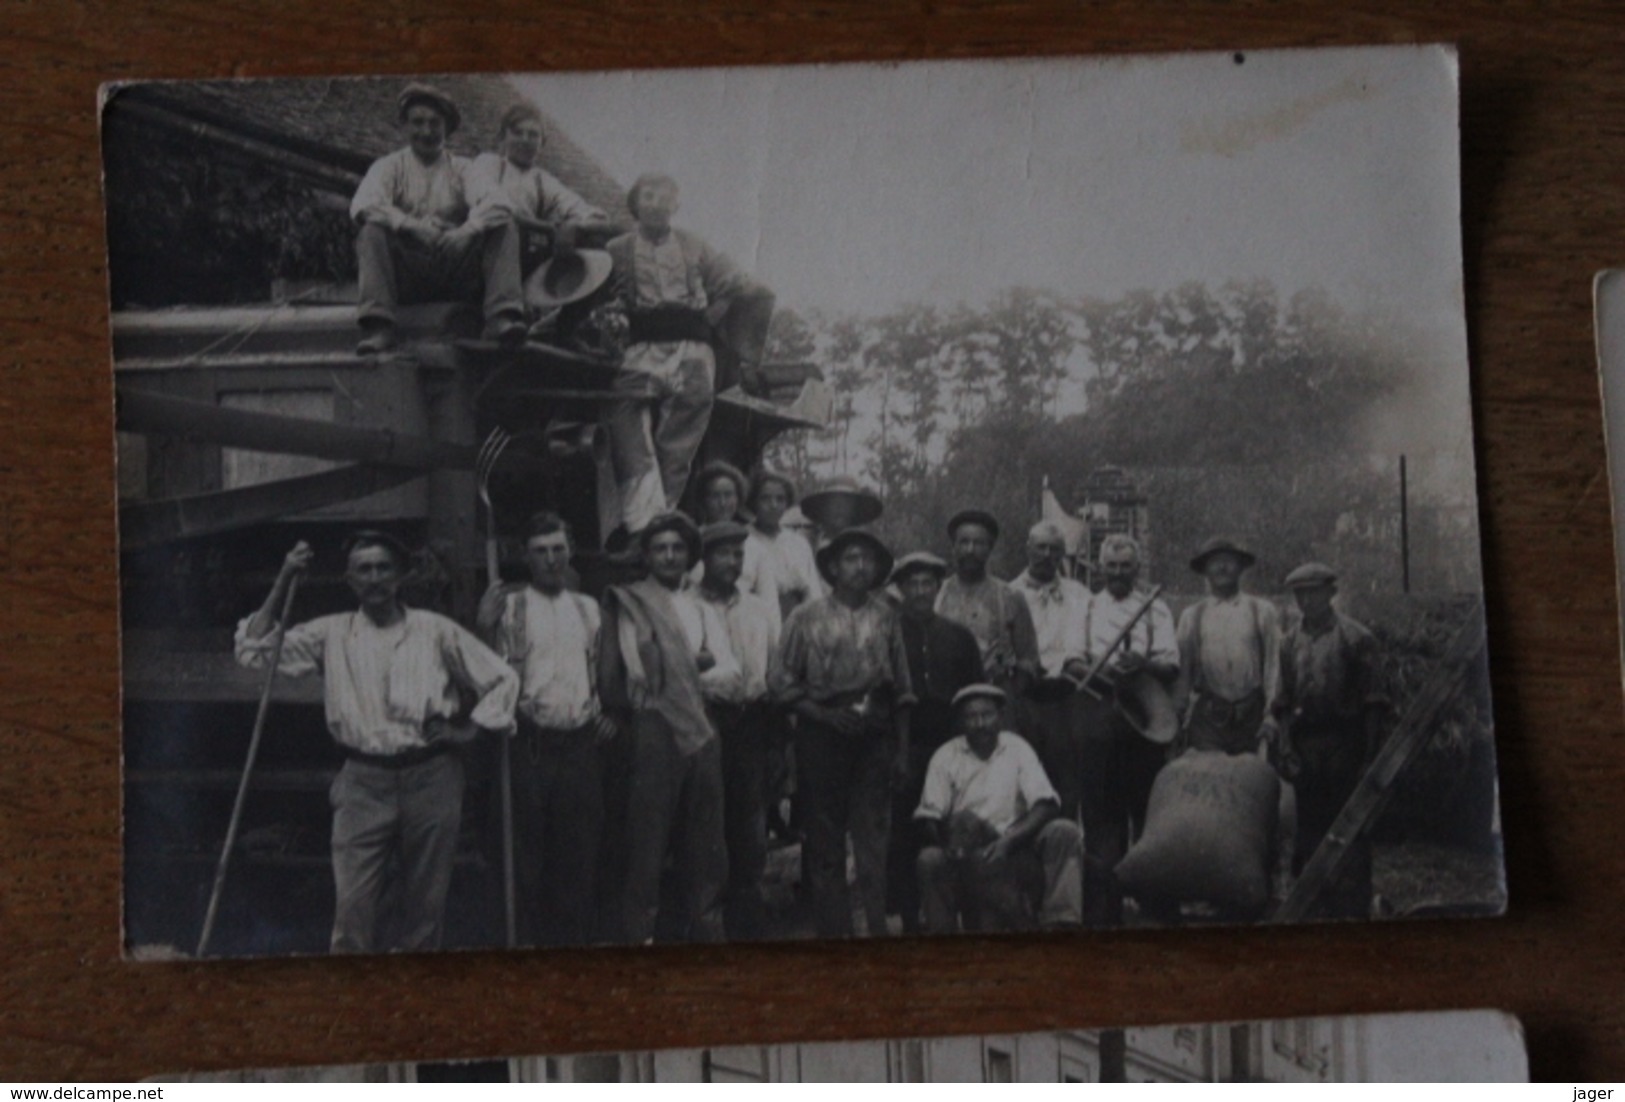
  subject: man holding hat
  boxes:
[772,527,915,938]
[236,531,520,954]
[1274,562,1386,918]
[695,519,783,939]
[1174,537,1282,756]
[350,83,527,354]
[886,551,984,932]
[463,103,612,345]
[914,684,1085,933]
[598,511,728,943]
[934,509,1041,696]
[603,173,774,548]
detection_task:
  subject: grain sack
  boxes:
[1115,749,1281,916]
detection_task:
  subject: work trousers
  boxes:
[886,732,951,932]
[511,718,603,947]
[621,713,728,944]
[1292,722,1373,919]
[328,749,464,954]
[712,700,771,940]
[796,717,893,939]
[917,818,1085,933]
[605,340,715,534]
[355,220,524,328]
[1182,690,1267,756]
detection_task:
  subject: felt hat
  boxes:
[815,527,894,588]
[951,683,1008,709]
[524,248,614,309]
[801,476,883,532]
[1189,536,1256,573]
[396,82,461,134]
[342,528,413,567]
[700,520,752,552]
[1284,561,1338,589]
[889,550,950,585]
[947,508,1001,543]
[639,511,701,563]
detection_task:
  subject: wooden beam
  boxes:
[1273,609,1490,922]
[119,463,422,549]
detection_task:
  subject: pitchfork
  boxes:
[476,426,519,949]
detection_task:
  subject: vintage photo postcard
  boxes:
[107,45,1501,960]
[156,1009,1526,1082]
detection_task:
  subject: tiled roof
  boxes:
[111,73,629,226]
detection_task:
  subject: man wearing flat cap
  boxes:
[598,511,728,943]
[236,531,519,953]
[914,684,1085,933]
[934,509,1041,697]
[771,527,915,938]
[350,83,528,354]
[1273,562,1386,918]
[886,551,984,932]
[1174,537,1282,756]
[694,520,782,939]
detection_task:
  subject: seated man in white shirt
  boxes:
[914,684,1084,934]
[477,511,617,947]
[350,83,526,354]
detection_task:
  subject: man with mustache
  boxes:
[934,510,1040,699]
[1175,537,1282,756]
[236,532,519,954]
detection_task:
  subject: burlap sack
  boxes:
[1114,749,1281,916]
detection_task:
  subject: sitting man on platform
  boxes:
[915,684,1085,934]
[349,83,527,355]
[602,173,774,550]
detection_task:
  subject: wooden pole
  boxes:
[1400,453,1411,594]
[196,573,300,957]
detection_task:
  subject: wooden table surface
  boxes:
[3,0,1622,1082]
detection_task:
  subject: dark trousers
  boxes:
[356,220,524,327]
[621,714,727,944]
[1182,690,1267,755]
[917,819,1085,933]
[1292,723,1373,919]
[712,700,771,940]
[1027,692,1130,926]
[796,717,892,938]
[886,733,950,932]
[328,750,463,954]
[511,718,603,947]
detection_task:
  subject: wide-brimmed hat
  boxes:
[524,248,613,309]
[947,508,1001,543]
[1189,536,1256,573]
[1284,561,1338,589]
[889,550,949,585]
[639,511,701,563]
[801,476,883,533]
[815,527,894,588]
[700,520,751,553]
[951,683,1007,710]
[396,82,461,134]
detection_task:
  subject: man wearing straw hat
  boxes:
[772,527,915,938]
[350,83,528,354]
[236,532,519,954]
[598,511,729,943]
[1174,536,1283,756]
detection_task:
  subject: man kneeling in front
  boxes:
[914,684,1084,933]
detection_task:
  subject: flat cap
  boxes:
[952,683,1008,709]
[700,520,751,551]
[397,82,461,134]
[889,550,950,584]
[1284,561,1338,589]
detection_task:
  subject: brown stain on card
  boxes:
[1181,74,1376,157]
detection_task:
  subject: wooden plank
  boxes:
[119,463,423,549]
[1273,610,1490,922]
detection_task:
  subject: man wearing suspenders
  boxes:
[1174,537,1283,757]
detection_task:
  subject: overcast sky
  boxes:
[517,47,1462,336]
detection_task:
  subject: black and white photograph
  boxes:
[107,45,1502,960]
[156,1009,1528,1082]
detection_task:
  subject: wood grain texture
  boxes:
[3,0,1623,1081]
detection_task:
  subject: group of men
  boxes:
[350,81,773,554]
[235,475,1386,953]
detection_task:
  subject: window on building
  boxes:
[986,1047,1014,1083]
